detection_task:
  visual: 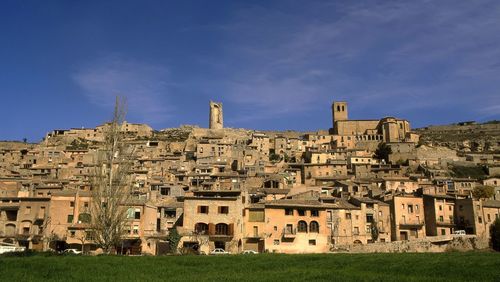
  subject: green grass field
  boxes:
[0,252,499,281]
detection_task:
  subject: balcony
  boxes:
[144,229,169,239]
[123,232,141,239]
[399,220,424,227]
[282,228,297,238]
[244,233,265,239]
[209,230,234,240]
[436,220,455,227]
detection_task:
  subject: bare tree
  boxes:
[90,97,134,254]
[76,230,87,254]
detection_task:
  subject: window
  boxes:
[249,210,265,222]
[134,208,141,219]
[198,206,209,214]
[487,214,491,222]
[164,210,176,218]
[160,187,171,196]
[70,230,76,237]
[215,223,229,235]
[441,229,446,235]
[439,205,442,211]
[366,214,374,223]
[133,225,139,234]
[439,216,444,222]
[345,213,351,220]
[298,210,305,216]
[408,205,413,213]
[353,227,359,235]
[126,208,134,219]
[285,209,293,216]
[78,213,91,223]
[309,239,316,246]
[70,201,75,207]
[310,221,319,233]
[253,226,259,237]
[478,216,483,224]
[194,223,208,234]
[218,206,229,214]
[25,206,31,215]
[84,202,89,208]
[402,204,405,210]
[298,221,308,233]
[274,239,280,245]
[86,231,95,241]
[311,210,319,217]
[67,214,74,223]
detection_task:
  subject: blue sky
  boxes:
[1,0,499,142]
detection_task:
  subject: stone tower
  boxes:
[209,101,223,129]
[332,101,348,129]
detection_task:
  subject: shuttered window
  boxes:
[249,210,265,222]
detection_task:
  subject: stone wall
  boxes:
[331,235,489,253]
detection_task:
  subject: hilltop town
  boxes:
[1,101,499,255]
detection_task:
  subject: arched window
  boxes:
[215,223,229,235]
[194,223,208,234]
[78,213,91,223]
[337,105,341,111]
[310,221,319,233]
[297,220,308,233]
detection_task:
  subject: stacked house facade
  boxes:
[0,101,499,254]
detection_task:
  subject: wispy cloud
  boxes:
[72,56,174,124]
[208,0,500,124]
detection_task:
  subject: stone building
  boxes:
[262,198,329,253]
[388,195,426,241]
[330,101,412,144]
[180,189,244,254]
[423,194,456,236]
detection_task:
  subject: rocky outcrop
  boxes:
[415,122,500,153]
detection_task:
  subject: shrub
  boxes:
[490,217,500,251]
[472,185,494,199]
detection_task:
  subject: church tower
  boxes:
[209,101,223,129]
[331,101,348,131]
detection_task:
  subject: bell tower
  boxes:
[331,101,348,130]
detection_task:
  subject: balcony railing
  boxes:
[399,220,424,227]
[436,220,455,227]
[244,232,265,239]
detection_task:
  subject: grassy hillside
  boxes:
[0,252,499,281]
